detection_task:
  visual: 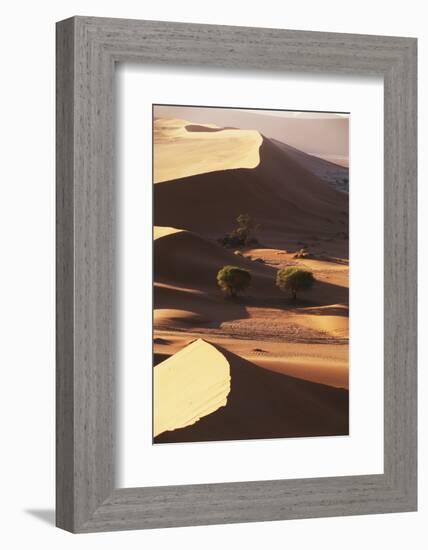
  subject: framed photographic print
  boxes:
[56,17,417,532]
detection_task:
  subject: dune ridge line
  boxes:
[153,338,231,437]
[154,118,263,183]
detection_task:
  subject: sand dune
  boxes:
[154,308,210,330]
[254,351,348,389]
[154,122,348,239]
[154,106,349,159]
[153,227,280,332]
[271,139,349,192]
[154,339,231,437]
[154,225,277,293]
[154,282,251,332]
[154,226,184,240]
[155,342,348,443]
[154,118,262,183]
[312,154,349,168]
[153,334,349,389]
[289,304,349,338]
[153,227,348,340]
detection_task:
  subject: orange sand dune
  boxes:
[271,139,349,191]
[154,118,262,183]
[154,339,231,437]
[255,352,348,389]
[154,342,348,443]
[153,333,349,389]
[313,154,349,168]
[154,126,348,239]
[154,282,250,331]
[153,228,348,341]
[154,226,184,240]
[154,229,348,303]
[289,310,348,338]
[154,225,279,294]
[153,227,281,332]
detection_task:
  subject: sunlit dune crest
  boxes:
[153,226,185,240]
[153,339,231,437]
[153,118,263,183]
[154,106,349,160]
[155,344,349,443]
[154,308,208,330]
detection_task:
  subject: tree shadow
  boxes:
[154,270,348,333]
[153,226,348,332]
[304,278,348,307]
[241,278,348,310]
[153,229,284,328]
[154,283,250,328]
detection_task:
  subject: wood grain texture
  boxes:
[56,17,76,532]
[56,16,417,532]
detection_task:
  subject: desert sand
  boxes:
[155,342,348,443]
[154,127,349,240]
[154,118,262,183]
[154,106,349,162]
[154,339,231,437]
[152,111,349,443]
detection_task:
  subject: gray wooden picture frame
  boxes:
[56,16,417,533]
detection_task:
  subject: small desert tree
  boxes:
[217,265,251,298]
[234,213,258,244]
[276,267,315,301]
[221,214,259,247]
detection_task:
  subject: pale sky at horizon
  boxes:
[154,105,349,120]
[240,109,349,119]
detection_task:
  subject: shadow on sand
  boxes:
[154,344,349,444]
[154,138,348,237]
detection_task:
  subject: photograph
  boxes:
[153,105,350,444]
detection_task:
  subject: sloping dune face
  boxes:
[154,118,263,183]
[154,123,348,239]
[153,339,231,437]
[153,226,184,240]
[154,225,276,293]
[271,139,349,192]
[155,344,348,443]
[153,225,282,333]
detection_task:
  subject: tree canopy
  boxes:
[217,265,251,297]
[220,213,259,247]
[276,266,315,300]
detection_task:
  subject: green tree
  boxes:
[276,267,315,301]
[233,213,259,245]
[220,214,260,248]
[217,265,251,297]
